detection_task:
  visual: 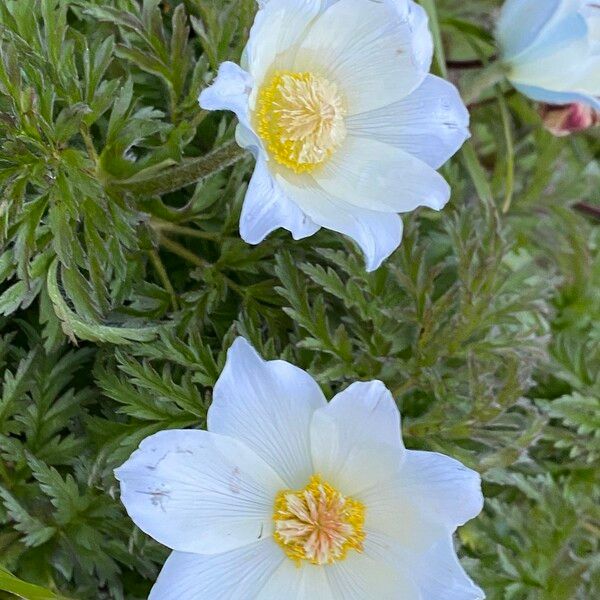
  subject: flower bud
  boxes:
[540,103,599,137]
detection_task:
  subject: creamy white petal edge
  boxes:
[209,337,326,487]
[117,337,485,598]
[199,0,469,271]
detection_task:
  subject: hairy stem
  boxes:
[115,141,247,196]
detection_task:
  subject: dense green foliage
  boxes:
[0,0,598,598]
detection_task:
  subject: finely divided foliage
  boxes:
[0,1,598,599]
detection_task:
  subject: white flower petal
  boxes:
[149,541,285,600]
[326,550,416,600]
[361,486,447,555]
[575,54,600,94]
[512,84,600,111]
[115,429,284,554]
[408,537,485,600]
[277,174,403,271]
[199,61,254,133]
[235,122,262,155]
[293,0,432,114]
[256,559,335,599]
[346,75,470,169]
[314,136,451,213]
[310,381,404,495]
[396,450,484,529]
[240,157,320,244]
[497,0,565,59]
[361,449,482,554]
[504,3,590,90]
[243,0,323,91]
[209,337,326,487]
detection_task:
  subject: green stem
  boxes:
[80,125,98,163]
[498,91,515,214]
[420,0,448,78]
[148,249,180,311]
[151,219,221,240]
[115,141,247,196]
[159,236,208,269]
[159,236,245,297]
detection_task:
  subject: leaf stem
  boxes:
[114,141,247,196]
[159,236,245,297]
[148,249,180,311]
[159,236,208,268]
[80,125,98,163]
[498,92,515,214]
[151,218,221,240]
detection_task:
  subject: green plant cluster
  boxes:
[0,0,598,599]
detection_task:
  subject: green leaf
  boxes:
[0,566,62,600]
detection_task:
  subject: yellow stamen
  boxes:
[255,71,347,174]
[273,475,365,566]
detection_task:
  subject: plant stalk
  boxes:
[114,141,247,197]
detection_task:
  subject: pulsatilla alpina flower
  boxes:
[116,338,484,599]
[199,0,469,271]
[498,0,600,110]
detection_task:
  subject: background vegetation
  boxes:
[0,0,598,598]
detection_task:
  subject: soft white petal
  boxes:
[512,84,600,111]
[396,450,484,529]
[361,485,447,555]
[574,53,600,93]
[361,450,483,549]
[199,61,254,134]
[409,537,485,600]
[277,174,403,271]
[346,75,470,169]
[310,381,404,495]
[235,122,262,155]
[257,560,334,599]
[149,540,285,600]
[115,429,284,554]
[209,337,326,488]
[314,136,451,213]
[506,4,590,90]
[293,0,432,114]
[243,0,323,92]
[497,0,564,59]
[326,550,417,600]
[585,1,600,44]
[240,157,320,244]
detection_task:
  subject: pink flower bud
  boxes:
[540,103,599,137]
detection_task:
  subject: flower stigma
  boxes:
[273,475,365,566]
[256,71,347,173]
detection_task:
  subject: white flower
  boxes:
[116,338,485,599]
[199,0,469,271]
[498,0,600,110]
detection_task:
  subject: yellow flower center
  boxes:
[255,71,347,174]
[273,475,365,566]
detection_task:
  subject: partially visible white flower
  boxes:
[498,0,600,110]
[199,0,469,271]
[116,337,485,599]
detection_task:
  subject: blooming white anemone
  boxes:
[498,0,600,110]
[116,338,484,599]
[198,0,469,271]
